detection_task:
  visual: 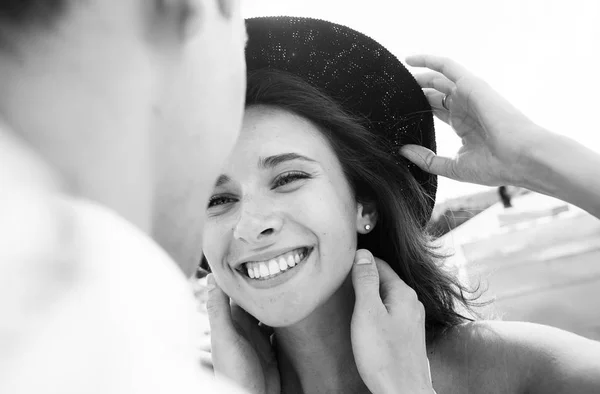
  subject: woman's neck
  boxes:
[273,275,371,394]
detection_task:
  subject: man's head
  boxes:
[0,0,247,276]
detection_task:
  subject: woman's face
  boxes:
[203,105,364,327]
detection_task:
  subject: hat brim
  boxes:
[245,16,437,218]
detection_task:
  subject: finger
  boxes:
[373,258,414,312]
[231,302,259,328]
[414,72,455,95]
[258,322,275,338]
[406,54,472,83]
[205,274,236,336]
[197,276,208,287]
[198,350,214,372]
[231,302,275,351]
[399,145,458,180]
[198,335,212,353]
[374,258,426,328]
[351,249,383,310]
[232,300,272,336]
[197,267,210,279]
[422,89,450,123]
[230,303,261,342]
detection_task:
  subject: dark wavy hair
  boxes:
[201,68,482,337]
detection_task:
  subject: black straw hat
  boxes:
[245,16,437,218]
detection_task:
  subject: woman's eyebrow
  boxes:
[214,154,317,186]
[258,153,317,169]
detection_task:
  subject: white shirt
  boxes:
[0,120,242,394]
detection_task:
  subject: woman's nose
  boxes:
[233,202,283,244]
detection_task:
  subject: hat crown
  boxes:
[246,16,437,219]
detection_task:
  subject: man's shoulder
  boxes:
[0,120,69,276]
[0,118,198,351]
[0,122,239,394]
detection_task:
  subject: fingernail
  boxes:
[355,249,374,265]
[206,274,216,290]
[399,146,412,155]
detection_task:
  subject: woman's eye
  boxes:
[272,172,311,189]
[208,195,236,208]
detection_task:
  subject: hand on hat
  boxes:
[205,274,281,394]
[401,54,543,188]
[350,249,435,394]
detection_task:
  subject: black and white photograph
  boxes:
[1,1,599,393]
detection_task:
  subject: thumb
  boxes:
[351,249,382,309]
[400,144,457,180]
[205,274,235,336]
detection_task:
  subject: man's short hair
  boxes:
[0,0,67,27]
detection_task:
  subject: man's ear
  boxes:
[152,0,237,43]
[356,200,378,234]
[216,0,235,19]
[152,0,205,41]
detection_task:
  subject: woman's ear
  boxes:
[356,201,378,234]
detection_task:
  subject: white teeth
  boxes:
[287,255,295,267]
[278,257,288,271]
[259,262,269,277]
[243,248,310,279]
[268,259,281,275]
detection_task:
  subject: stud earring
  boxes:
[364,224,372,231]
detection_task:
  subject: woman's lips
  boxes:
[241,247,311,280]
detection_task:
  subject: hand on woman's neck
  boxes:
[274,276,371,394]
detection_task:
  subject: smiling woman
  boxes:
[198,16,600,394]
[202,70,477,332]
[199,16,481,393]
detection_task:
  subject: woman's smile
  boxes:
[236,246,315,290]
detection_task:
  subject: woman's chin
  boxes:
[252,307,314,329]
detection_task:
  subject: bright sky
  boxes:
[242,0,600,202]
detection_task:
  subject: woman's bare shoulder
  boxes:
[429,320,600,394]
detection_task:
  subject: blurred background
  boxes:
[242,1,600,340]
